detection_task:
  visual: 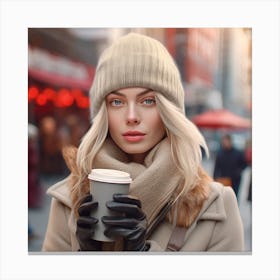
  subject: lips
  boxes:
[122,131,146,142]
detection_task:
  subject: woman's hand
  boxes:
[102,194,148,251]
[76,194,102,251]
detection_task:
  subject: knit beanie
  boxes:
[89,32,185,118]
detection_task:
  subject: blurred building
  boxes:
[29,27,252,119]
[217,28,252,116]
[171,28,222,115]
[28,27,252,175]
[28,28,102,174]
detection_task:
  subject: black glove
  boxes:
[76,194,102,251]
[101,194,148,251]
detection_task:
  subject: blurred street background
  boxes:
[28,28,252,252]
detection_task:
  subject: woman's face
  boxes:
[106,87,166,163]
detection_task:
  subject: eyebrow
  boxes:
[110,89,153,97]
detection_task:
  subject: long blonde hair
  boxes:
[155,93,209,193]
[153,94,212,226]
[71,102,108,204]
[70,92,211,225]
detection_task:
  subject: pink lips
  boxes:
[122,131,146,142]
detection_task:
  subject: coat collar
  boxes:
[198,182,227,222]
[46,177,72,208]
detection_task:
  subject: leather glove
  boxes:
[76,194,102,251]
[101,194,148,251]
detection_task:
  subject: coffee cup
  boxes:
[88,168,132,242]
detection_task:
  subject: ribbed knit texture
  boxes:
[90,32,185,118]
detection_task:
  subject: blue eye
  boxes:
[143,98,156,105]
[111,99,123,106]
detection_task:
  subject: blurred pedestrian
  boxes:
[38,116,68,176]
[28,123,42,208]
[28,123,42,242]
[244,138,252,202]
[42,33,244,252]
[28,223,39,241]
[64,114,88,147]
[213,134,247,197]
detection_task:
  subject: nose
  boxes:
[126,103,140,125]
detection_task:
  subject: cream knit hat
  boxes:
[89,32,185,118]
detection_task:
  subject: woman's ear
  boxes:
[62,145,78,174]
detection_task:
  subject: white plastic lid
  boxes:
[88,169,132,184]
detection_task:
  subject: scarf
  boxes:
[63,137,211,230]
[92,137,183,225]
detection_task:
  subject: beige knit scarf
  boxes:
[92,137,183,225]
[63,137,211,230]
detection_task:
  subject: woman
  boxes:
[42,32,244,252]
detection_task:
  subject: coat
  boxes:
[42,177,244,252]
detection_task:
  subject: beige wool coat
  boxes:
[42,178,244,252]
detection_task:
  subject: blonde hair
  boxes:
[155,93,209,194]
[71,92,210,221]
[71,102,108,202]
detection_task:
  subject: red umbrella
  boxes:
[191,109,251,130]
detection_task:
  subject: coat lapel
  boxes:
[199,182,227,221]
[46,177,73,208]
[182,182,227,244]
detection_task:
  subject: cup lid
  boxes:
[88,169,132,184]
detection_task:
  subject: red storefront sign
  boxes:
[28,46,95,91]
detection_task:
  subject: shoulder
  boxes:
[200,182,240,220]
[198,182,226,221]
[42,180,76,251]
[211,182,237,204]
[201,182,244,251]
[220,184,238,207]
[46,176,73,208]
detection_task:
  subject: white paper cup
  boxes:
[88,169,132,242]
